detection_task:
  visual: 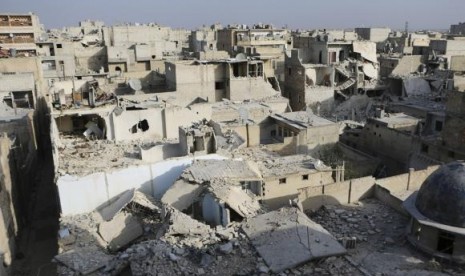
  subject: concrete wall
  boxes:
[74,46,107,73]
[298,176,375,211]
[111,108,164,141]
[263,170,333,209]
[140,143,182,163]
[163,104,213,139]
[57,154,227,215]
[376,165,440,192]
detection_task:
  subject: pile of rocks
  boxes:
[57,137,168,176]
[308,199,407,247]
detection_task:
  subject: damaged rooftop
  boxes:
[0,6,465,276]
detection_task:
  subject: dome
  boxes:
[415,161,465,228]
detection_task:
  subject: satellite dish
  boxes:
[314,160,325,170]
[235,53,247,61]
[128,79,142,91]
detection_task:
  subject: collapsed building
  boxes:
[285,33,383,114]
[0,11,465,276]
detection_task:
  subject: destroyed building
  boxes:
[284,34,382,114]
[0,13,42,58]
[1,8,465,276]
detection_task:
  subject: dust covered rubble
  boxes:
[307,199,407,246]
[56,136,174,176]
[56,190,362,275]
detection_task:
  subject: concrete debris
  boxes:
[218,242,234,254]
[208,180,262,218]
[97,189,135,221]
[57,137,167,176]
[161,205,212,236]
[161,179,204,211]
[242,207,346,273]
[132,190,161,212]
[54,246,112,275]
[98,212,143,252]
[181,159,260,183]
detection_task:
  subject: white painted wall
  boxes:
[57,154,227,215]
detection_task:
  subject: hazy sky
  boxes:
[3,0,464,30]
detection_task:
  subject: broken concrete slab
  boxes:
[208,180,261,218]
[54,246,112,275]
[132,190,161,212]
[99,212,143,252]
[97,189,135,221]
[161,179,204,211]
[161,206,211,236]
[242,207,346,273]
[182,159,261,183]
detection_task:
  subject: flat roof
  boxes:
[257,155,330,178]
[370,113,420,128]
[271,111,336,130]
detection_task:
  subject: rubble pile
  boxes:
[332,94,378,122]
[308,199,407,246]
[307,199,465,275]
[57,137,165,176]
[55,187,366,275]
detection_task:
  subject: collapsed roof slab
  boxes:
[209,180,262,218]
[98,212,143,252]
[242,207,346,273]
[54,246,112,275]
[96,188,135,221]
[161,179,204,211]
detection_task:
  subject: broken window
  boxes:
[215,81,225,90]
[232,63,247,78]
[435,121,443,132]
[437,231,455,254]
[41,60,56,71]
[57,43,63,49]
[328,52,337,64]
[421,144,429,153]
[302,174,309,180]
[7,91,34,109]
[339,50,345,62]
[279,178,287,184]
[194,136,205,151]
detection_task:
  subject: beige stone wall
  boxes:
[264,170,333,209]
[112,109,164,141]
[376,165,440,193]
[163,104,213,139]
[298,176,376,211]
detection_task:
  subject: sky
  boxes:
[3,0,464,31]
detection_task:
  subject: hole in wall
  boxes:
[129,119,150,133]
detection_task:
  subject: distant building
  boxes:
[450,22,465,35]
[0,13,42,57]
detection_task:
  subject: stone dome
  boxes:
[415,161,465,228]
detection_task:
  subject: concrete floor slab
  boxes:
[242,207,346,273]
